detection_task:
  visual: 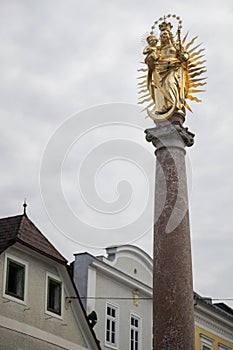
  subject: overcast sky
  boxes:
[1,0,233,306]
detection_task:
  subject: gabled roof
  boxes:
[0,214,67,264]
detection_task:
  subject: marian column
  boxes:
[146,120,195,349]
[138,14,206,349]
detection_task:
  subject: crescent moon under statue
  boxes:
[147,102,176,121]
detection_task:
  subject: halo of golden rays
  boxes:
[138,15,207,119]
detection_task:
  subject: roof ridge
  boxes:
[18,215,26,238]
[0,214,23,221]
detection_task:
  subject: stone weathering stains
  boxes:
[145,122,195,349]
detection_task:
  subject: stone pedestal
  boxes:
[145,121,195,349]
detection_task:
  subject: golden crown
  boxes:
[159,21,173,32]
[150,14,182,35]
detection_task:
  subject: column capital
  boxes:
[144,122,195,150]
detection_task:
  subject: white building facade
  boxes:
[72,245,153,350]
[72,245,233,350]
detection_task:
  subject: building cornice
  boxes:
[195,305,233,343]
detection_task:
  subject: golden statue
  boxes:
[138,14,206,121]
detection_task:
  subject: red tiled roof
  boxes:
[0,214,67,264]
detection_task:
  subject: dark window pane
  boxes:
[47,277,61,315]
[6,259,25,300]
[112,308,115,318]
[111,331,115,344]
[135,319,138,328]
[107,306,111,315]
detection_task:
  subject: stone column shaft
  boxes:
[145,122,195,350]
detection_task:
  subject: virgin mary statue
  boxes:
[139,15,206,121]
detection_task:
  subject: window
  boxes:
[46,274,62,316]
[4,256,26,302]
[200,334,213,350]
[203,346,211,350]
[130,314,141,350]
[105,303,118,348]
[219,345,232,350]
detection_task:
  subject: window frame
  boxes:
[45,272,63,319]
[218,344,232,350]
[200,334,214,350]
[130,313,141,350]
[105,302,119,349]
[3,254,28,304]
[202,345,212,350]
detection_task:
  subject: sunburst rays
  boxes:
[138,28,207,115]
[183,33,207,107]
